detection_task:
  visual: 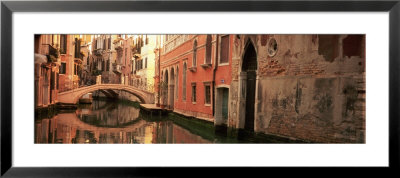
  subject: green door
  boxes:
[222,88,229,121]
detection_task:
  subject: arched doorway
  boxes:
[169,68,175,109]
[242,41,257,131]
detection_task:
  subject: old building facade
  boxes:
[92,34,119,84]
[228,35,365,143]
[34,34,60,108]
[157,35,233,122]
[131,35,157,92]
[58,35,82,92]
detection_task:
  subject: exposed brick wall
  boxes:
[229,34,365,143]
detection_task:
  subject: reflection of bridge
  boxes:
[58,84,154,104]
[56,113,148,133]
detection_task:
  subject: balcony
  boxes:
[94,49,103,56]
[74,52,84,63]
[188,66,197,72]
[40,44,59,63]
[113,63,122,74]
[114,40,123,50]
[201,63,212,69]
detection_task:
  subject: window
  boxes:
[74,38,81,58]
[343,35,363,57]
[267,38,278,57]
[220,35,229,63]
[56,73,59,89]
[193,40,197,67]
[106,60,109,71]
[145,57,147,68]
[205,84,211,104]
[60,62,66,74]
[206,35,212,64]
[50,71,55,90]
[318,35,339,62]
[108,37,111,50]
[176,67,179,99]
[191,83,196,103]
[60,35,67,54]
[125,48,127,65]
[74,64,77,75]
[183,63,187,101]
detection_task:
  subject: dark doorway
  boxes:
[242,42,257,131]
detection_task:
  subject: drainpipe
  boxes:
[212,35,219,116]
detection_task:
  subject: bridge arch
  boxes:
[74,88,147,104]
[58,84,154,104]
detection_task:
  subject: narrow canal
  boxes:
[35,99,302,144]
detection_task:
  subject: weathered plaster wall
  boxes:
[229,35,365,143]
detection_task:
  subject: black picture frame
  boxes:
[1,0,399,177]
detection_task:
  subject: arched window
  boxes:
[193,40,197,67]
[183,63,187,101]
[206,35,212,64]
[176,66,179,99]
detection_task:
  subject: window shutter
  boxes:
[206,35,212,64]
[220,35,229,63]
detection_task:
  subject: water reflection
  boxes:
[34,100,211,144]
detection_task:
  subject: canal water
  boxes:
[35,99,302,144]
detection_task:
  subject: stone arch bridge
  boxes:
[58,84,154,104]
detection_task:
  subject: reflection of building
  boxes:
[34,35,60,108]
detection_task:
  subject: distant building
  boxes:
[132,35,156,92]
[92,34,118,84]
[58,35,82,92]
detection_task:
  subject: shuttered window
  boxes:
[205,84,211,104]
[50,71,55,90]
[56,73,59,89]
[183,63,187,101]
[220,35,229,64]
[60,62,66,74]
[193,40,197,67]
[106,60,109,71]
[206,35,212,64]
[74,38,81,58]
[108,38,111,50]
[60,35,67,54]
[191,83,196,103]
[94,39,97,49]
